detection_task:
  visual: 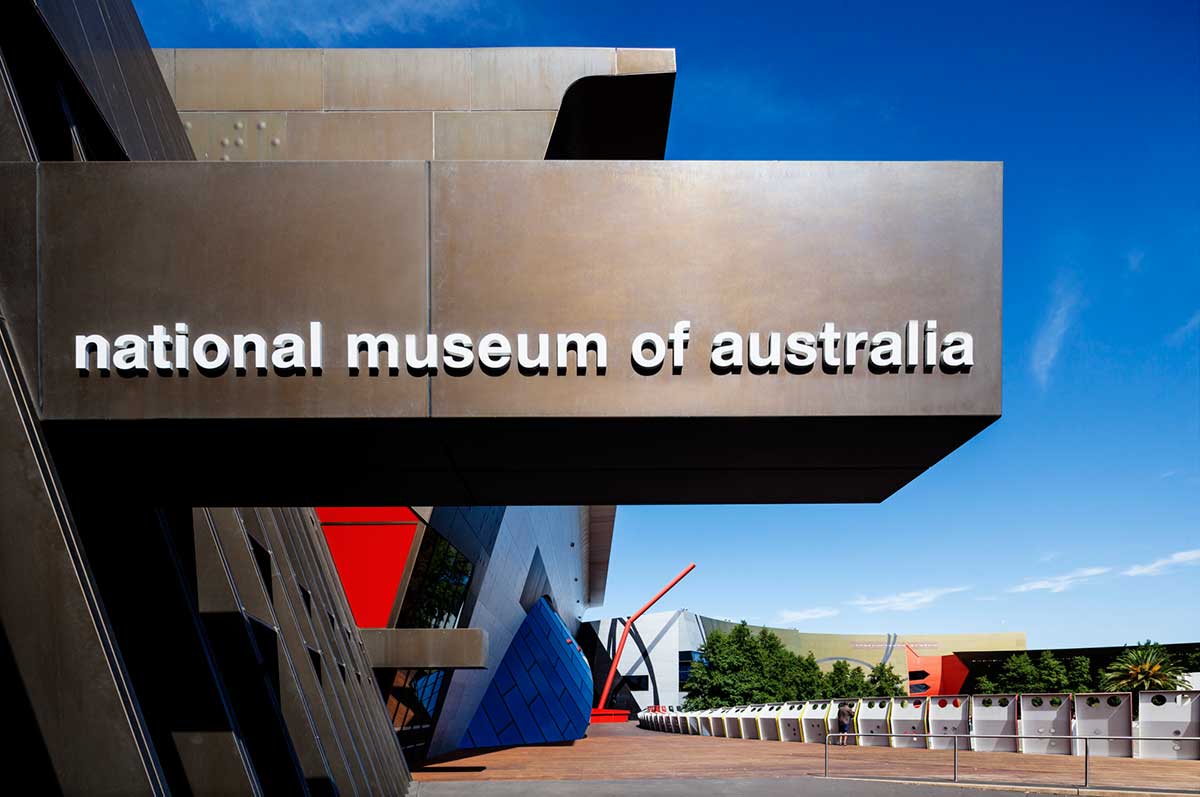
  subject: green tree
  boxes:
[1036,650,1069,692]
[795,652,826,701]
[1101,642,1189,694]
[974,674,999,694]
[994,653,1041,692]
[681,622,812,709]
[753,629,803,703]
[867,662,906,696]
[845,663,871,697]
[824,659,872,698]
[1066,656,1093,692]
[989,651,1071,693]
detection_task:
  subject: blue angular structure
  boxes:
[461,598,592,749]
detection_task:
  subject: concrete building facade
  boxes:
[586,609,1026,711]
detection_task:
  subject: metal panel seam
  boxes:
[426,159,432,418]
[35,161,41,413]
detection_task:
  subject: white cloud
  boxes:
[779,607,840,622]
[849,586,968,613]
[199,0,500,45]
[1166,310,1200,346]
[1123,549,1200,577]
[1031,277,1081,388]
[1008,567,1110,594]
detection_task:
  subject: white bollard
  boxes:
[1137,690,1200,760]
[725,706,746,739]
[889,696,928,748]
[802,700,831,744]
[711,707,730,738]
[927,695,969,750]
[856,697,891,747]
[1019,693,1072,755]
[970,695,1017,752]
[778,702,805,742]
[1074,693,1132,757]
[757,704,784,741]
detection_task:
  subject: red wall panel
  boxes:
[317,508,419,628]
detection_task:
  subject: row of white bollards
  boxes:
[637,690,1200,760]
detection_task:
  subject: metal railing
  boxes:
[824,733,1200,792]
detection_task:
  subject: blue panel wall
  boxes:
[461,597,592,749]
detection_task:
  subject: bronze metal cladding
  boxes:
[39,161,429,419]
[29,159,1001,504]
[37,160,1000,420]
[360,628,489,669]
[431,161,1000,418]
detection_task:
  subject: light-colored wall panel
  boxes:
[323,49,470,110]
[153,48,176,100]
[434,111,556,160]
[288,112,432,160]
[175,49,323,111]
[179,112,209,159]
[182,112,286,161]
[470,48,615,110]
[616,48,676,75]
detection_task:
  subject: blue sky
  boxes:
[135,0,1199,649]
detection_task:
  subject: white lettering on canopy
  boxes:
[73,320,974,377]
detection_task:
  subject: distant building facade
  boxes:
[583,609,1026,710]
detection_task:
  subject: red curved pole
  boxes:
[596,562,696,712]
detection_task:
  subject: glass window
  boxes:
[386,668,448,759]
[679,650,703,685]
[622,674,649,691]
[395,527,473,630]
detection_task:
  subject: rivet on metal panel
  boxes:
[271,137,280,147]
[234,120,244,130]
[184,121,192,130]
[221,154,230,161]
[220,137,229,146]
[235,138,244,147]
[257,121,267,130]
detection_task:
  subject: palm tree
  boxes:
[1100,642,1188,693]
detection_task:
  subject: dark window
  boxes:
[388,526,472,759]
[910,683,931,694]
[621,674,649,692]
[385,668,449,760]
[0,0,125,161]
[395,528,473,630]
[679,650,703,685]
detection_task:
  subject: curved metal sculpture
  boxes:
[592,562,696,722]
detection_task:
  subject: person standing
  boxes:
[837,701,855,745]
